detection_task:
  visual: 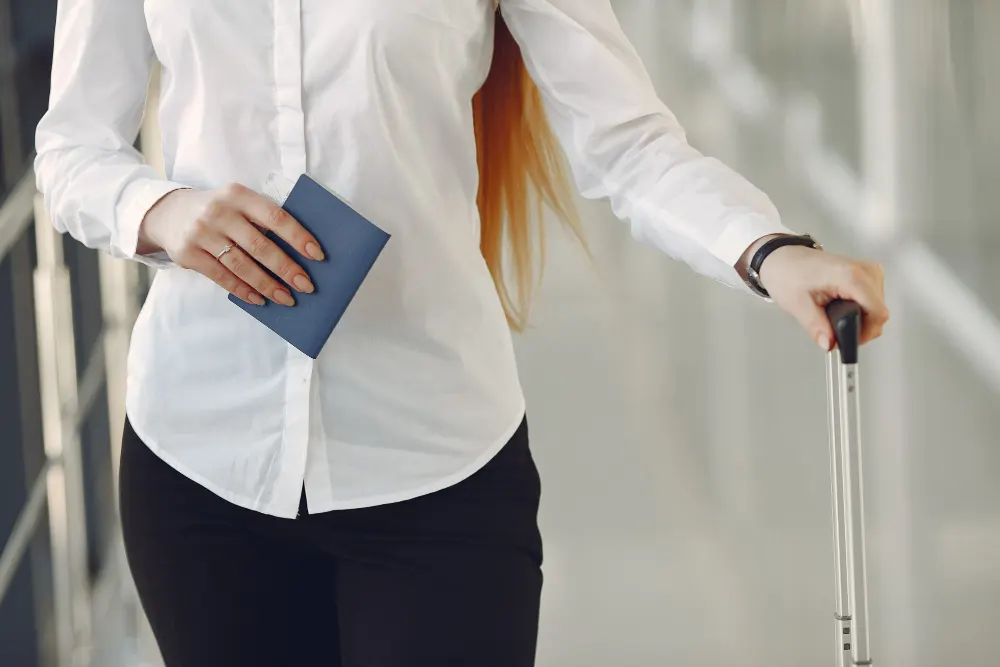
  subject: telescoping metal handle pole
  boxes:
[825,299,872,666]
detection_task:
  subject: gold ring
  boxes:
[215,243,235,260]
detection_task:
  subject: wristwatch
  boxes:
[746,234,823,299]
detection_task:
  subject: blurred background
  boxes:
[2,0,999,665]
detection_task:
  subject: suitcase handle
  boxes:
[826,299,862,364]
[824,298,872,665]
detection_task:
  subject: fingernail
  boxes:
[305,242,324,261]
[817,334,830,351]
[274,289,295,306]
[292,275,314,293]
[249,293,265,306]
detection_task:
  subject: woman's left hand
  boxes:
[755,244,890,352]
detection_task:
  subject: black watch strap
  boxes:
[747,234,822,298]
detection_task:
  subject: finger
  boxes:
[861,310,889,344]
[859,262,889,344]
[224,183,324,261]
[220,215,315,294]
[873,262,886,293]
[860,324,885,347]
[186,249,265,306]
[864,260,886,301]
[841,266,889,344]
[797,295,836,351]
[216,242,296,306]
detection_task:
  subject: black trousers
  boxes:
[119,417,543,667]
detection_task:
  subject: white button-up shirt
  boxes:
[35,0,791,518]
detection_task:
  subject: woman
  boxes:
[35,1,888,665]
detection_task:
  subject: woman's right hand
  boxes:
[138,183,324,306]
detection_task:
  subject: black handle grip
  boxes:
[826,299,862,364]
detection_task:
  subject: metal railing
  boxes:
[0,60,160,667]
[0,174,44,600]
[0,169,142,667]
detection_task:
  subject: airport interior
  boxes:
[1,1,999,665]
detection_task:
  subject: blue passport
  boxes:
[228,174,390,358]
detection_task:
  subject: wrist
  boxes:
[744,234,823,298]
[135,228,163,256]
[137,188,188,255]
[737,234,785,281]
[757,243,814,286]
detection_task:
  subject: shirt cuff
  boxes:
[116,177,190,269]
[710,213,797,297]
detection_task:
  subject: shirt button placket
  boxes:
[272,0,313,518]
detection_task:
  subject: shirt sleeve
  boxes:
[33,0,188,269]
[499,0,796,290]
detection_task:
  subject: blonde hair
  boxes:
[472,12,586,331]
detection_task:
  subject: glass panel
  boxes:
[923,0,1000,316]
[725,0,999,317]
[3,0,57,186]
[10,0,56,154]
[736,0,862,172]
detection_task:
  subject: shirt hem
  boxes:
[126,395,527,519]
[302,397,528,513]
[127,416,302,519]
